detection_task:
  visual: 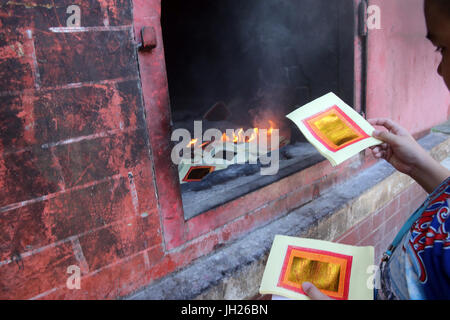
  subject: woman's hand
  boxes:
[368,118,428,176]
[368,118,450,193]
[301,282,333,300]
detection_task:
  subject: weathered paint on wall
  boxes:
[0,0,163,299]
[366,0,450,134]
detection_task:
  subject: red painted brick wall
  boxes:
[0,0,448,300]
[366,0,450,135]
[0,0,163,299]
[335,182,428,263]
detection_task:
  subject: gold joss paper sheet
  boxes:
[286,93,382,166]
[259,235,374,300]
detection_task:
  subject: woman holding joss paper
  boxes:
[303,0,450,300]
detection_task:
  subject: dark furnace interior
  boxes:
[161,0,355,219]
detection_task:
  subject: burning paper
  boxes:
[177,121,288,184]
[286,92,382,166]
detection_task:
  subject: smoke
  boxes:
[162,0,352,141]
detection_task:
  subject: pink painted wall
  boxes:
[366,0,450,135]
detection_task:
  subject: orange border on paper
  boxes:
[277,246,353,300]
[303,105,370,153]
[182,166,215,183]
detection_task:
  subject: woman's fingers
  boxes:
[371,146,387,159]
[368,118,408,135]
[302,282,333,300]
[368,118,398,131]
[372,129,402,146]
[375,151,387,159]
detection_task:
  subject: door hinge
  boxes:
[137,26,157,52]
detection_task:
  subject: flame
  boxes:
[268,120,275,135]
[246,128,258,143]
[199,141,210,148]
[222,132,230,142]
[187,120,277,148]
[187,138,198,148]
[237,128,244,142]
[232,130,239,143]
[217,121,276,144]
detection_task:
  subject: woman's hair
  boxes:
[435,0,450,17]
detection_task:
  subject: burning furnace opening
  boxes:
[161,0,355,220]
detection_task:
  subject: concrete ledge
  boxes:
[432,119,450,135]
[127,132,450,300]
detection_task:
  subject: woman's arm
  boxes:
[301,118,450,301]
[409,149,450,194]
[369,118,450,194]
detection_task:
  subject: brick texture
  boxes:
[335,182,428,263]
[34,30,137,87]
[0,0,161,300]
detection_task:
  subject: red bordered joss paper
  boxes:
[286,93,382,166]
[259,235,374,300]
